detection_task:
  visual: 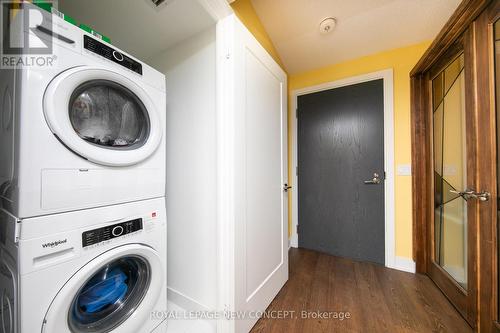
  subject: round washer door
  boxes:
[44,67,162,166]
[42,244,164,333]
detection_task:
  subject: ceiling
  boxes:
[251,0,461,74]
[58,0,216,61]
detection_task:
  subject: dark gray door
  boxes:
[297,79,385,265]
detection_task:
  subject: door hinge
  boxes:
[296,224,299,234]
[2,210,21,244]
[296,166,298,176]
[296,108,299,118]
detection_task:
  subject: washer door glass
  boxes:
[69,80,150,149]
[68,256,151,333]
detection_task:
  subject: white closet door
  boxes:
[218,14,288,333]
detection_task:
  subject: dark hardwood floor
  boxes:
[250,248,472,333]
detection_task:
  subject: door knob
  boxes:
[364,173,381,185]
[449,189,490,202]
[283,184,292,192]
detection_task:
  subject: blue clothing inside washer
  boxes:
[78,268,129,313]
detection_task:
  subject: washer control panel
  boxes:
[82,218,143,248]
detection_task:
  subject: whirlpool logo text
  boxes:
[42,239,68,249]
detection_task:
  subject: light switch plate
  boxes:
[397,164,412,176]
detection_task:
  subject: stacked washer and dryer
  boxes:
[0,4,167,333]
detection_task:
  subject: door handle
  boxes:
[283,184,292,192]
[364,173,381,185]
[449,189,490,202]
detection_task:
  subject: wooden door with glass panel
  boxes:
[430,31,481,327]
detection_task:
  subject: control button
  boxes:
[112,50,124,62]
[112,226,124,237]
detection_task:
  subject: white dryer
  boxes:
[0,197,167,333]
[0,3,166,218]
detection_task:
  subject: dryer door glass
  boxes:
[69,80,150,149]
[68,255,151,333]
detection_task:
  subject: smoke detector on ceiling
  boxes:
[319,17,336,35]
[151,0,167,6]
[148,0,174,10]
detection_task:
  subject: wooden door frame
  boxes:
[289,69,402,271]
[411,0,497,331]
[475,3,500,332]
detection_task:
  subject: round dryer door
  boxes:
[42,244,164,333]
[43,67,162,166]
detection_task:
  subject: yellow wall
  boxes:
[230,0,285,70]
[231,0,431,260]
[289,41,431,259]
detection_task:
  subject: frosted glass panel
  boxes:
[433,54,467,289]
[444,54,464,94]
[442,71,466,192]
[434,102,443,174]
[433,72,444,111]
[441,191,467,287]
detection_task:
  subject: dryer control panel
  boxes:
[84,35,143,75]
[82,218,143,247]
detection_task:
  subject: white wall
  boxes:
[149,26,217,312]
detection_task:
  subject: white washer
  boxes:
[0,197,167,333]
[0,3,166,218]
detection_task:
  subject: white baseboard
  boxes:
[166,290,217,331]
[167,287,212,312]
[389,256,416,273]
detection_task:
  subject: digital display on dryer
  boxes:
[82,218,143,247]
